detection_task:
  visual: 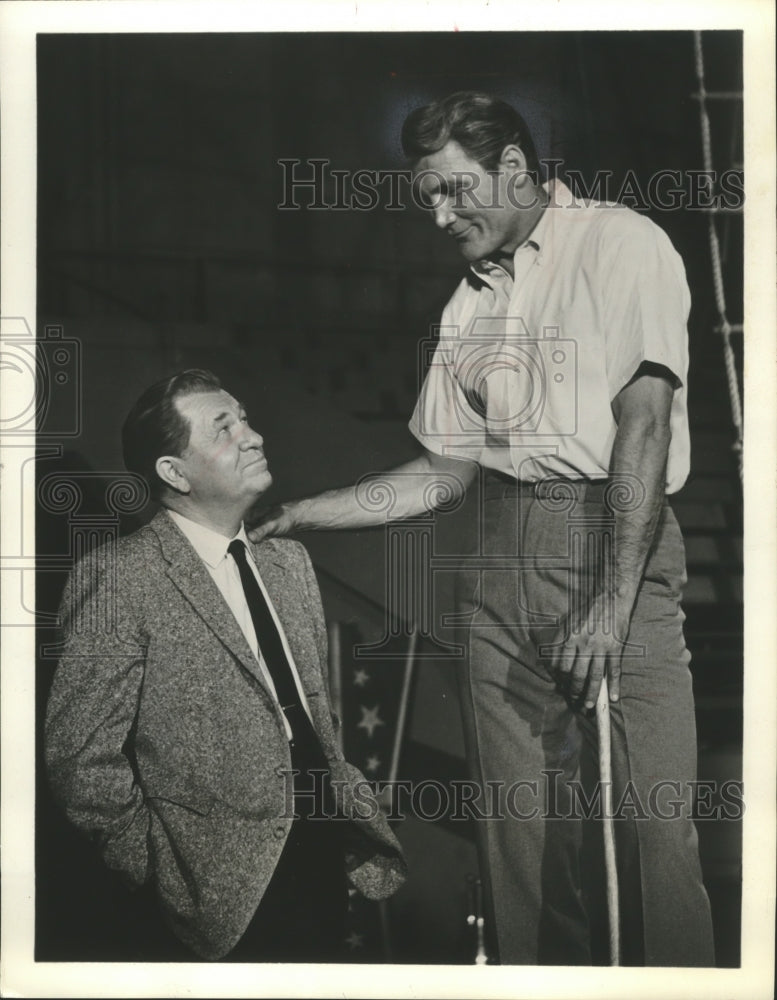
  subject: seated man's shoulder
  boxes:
[253,535,310,568]
[71,517,164,581]
[122,520,166,562]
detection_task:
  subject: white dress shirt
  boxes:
[409,179,691,493]
[167,509,313,739]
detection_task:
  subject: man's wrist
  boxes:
[587,583,636,629]
[281,499,303,532]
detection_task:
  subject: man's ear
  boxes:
[499,144,532,185]
[155,455,190,495]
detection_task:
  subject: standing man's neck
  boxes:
[489,184,548,279]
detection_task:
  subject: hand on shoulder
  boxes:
[245,502,296,543]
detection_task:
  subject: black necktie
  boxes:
[227,539,325,767]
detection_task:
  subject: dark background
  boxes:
[35,31,743,965]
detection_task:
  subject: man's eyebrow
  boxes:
[449,176,477,195]
[419,177,469,206]
[418,179,446,207]
[212,400,247,425]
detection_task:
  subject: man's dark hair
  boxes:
[401,91,541,177]
[122,368,222,500]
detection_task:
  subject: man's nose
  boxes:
[433,198,456,230]
[240,426,263,449]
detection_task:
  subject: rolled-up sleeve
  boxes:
[600,214,690,401]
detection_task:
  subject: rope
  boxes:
[693,31,744,484]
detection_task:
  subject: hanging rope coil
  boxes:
[693,31,744,484]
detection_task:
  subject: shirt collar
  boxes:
[167,509,252,569]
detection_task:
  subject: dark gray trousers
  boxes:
[456,480,715,965]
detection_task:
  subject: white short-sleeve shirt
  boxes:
[408,180,691,493]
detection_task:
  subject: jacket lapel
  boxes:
[251,545,326,700]
[149,512,337,756]
[252,543,339,757]
[149,510,267,689]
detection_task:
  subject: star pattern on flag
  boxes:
[356,704,385,739]
[345,930,365,950]
[337,622,409,960]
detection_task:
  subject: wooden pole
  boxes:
[327,620,344,753]
[387,627,419,785]
[596,682,621,965]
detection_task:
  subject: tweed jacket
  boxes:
[45,509,406,960]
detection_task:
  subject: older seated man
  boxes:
[45,368,406,962]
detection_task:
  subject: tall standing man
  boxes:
[251,92,715,966]
[45,369,406,962]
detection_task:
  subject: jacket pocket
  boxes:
[102,803,152,887]
[145,779,215,817]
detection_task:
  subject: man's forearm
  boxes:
[609,414,671,616]
[553,371,675,706]
[274,451,476,532]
